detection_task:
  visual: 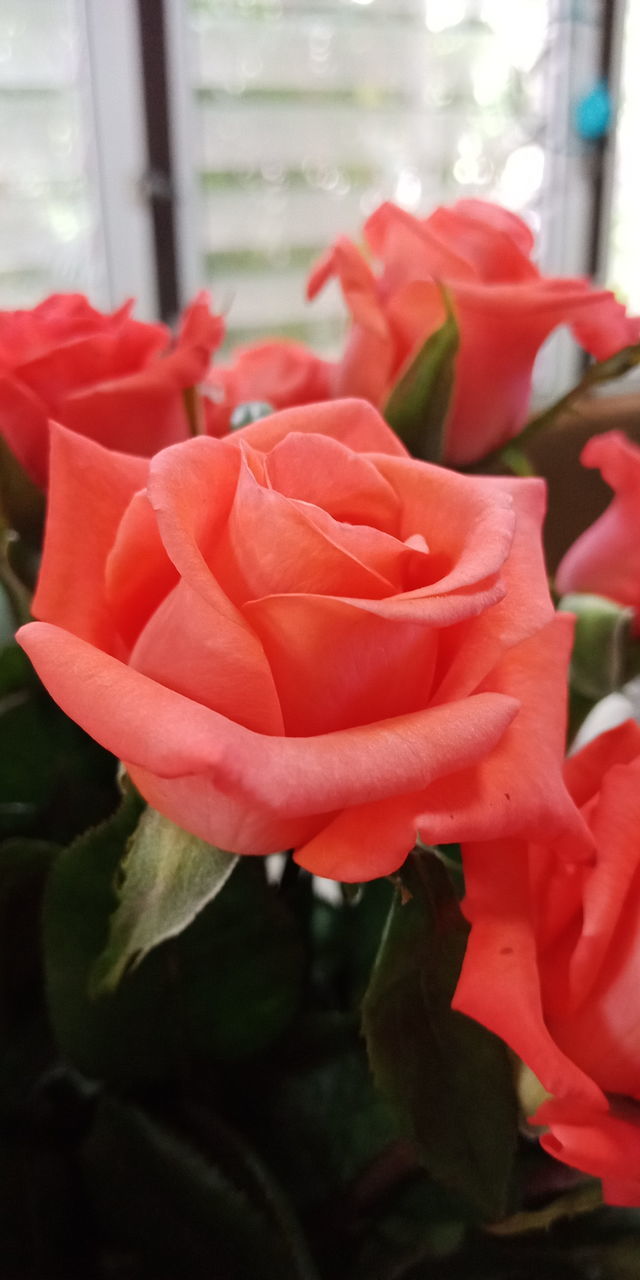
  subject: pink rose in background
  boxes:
[454,719,640,1206]
[0,291,223,486]
[556,430,640,629]
[203,339,333,436]
[308,200,640,464]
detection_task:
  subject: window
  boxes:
[0,0,629,401]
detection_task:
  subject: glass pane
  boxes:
[608,0,640,313]
[186,0,553,351]
[0,0,107,307]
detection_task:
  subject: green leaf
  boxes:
[383,286,458,462]
[362,852,518,1222]
[0,644,118,842]
[81,1095,319,1280]
[0,687,58,834]
[43,789,185,1082]
[178,858,304,1061]
[91,805,238,994]
[0,642,34,696]
[309,878,393,1009]
[0,837,59,1043]
[254,1013,400,1211]
[352,1175,467,1280]
[44,795,303,1080]
[0,434,45,547]
[559,592,635,700]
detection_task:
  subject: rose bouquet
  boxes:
[2,200,640,1279]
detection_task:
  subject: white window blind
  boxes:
[607,0,639,311]
[168,0,581,356]
[0,0,156,316]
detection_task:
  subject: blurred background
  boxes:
[0,0,634,397]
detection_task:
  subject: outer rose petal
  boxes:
[456,721,640,1207]
[543,760,640,1095]
[417,615,587,847]
[307,236,388,338]
[556,431,640,619]
[364,202,477,291]
[59,292,223,456]
[235,397,408,459]
[0,292,222,482]
[431,473,551,703]
[17,620,518,864]
[12,324,167,407]
[424,201,538,283]
[307,238,393,403]
[453,839,605,1110]
[297,616,581,879]
[392,277,631,465]
[436,199,536,261]
[0,294,142,365]
[32,425,148,653]
[105,490,178,650]
[563,718,640,808]
[130,577,284,735]
[534,1100,640,1205]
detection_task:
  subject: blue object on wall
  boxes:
[574,80,612,141]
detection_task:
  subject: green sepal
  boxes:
[383,286,458,462]
[558,592,635,700]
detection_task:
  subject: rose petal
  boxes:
[372,452,517,602]
[265,431,401,531]
[215,452,398,601]
[432,474,552,702]
[130,577,284,735]
[556,432,640,614]
[104,490,178,650]
[245,594,439,735]
[18,621,518,852]
[453,838,605,1110]
[426,201,538,283]
[535,1101,640,1202]
[32,424,148,653]
[563,719,640,808]
[234,397,408,458]
[418,616,586,846]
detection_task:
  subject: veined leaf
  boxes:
[362,852,518,1222]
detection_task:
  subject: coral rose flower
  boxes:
[0,291,222,486]
[556,430,640,629]
[454,719,640,1206]
[19,399,577,881]
[308,200,640,464]
[203,339,333,436]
